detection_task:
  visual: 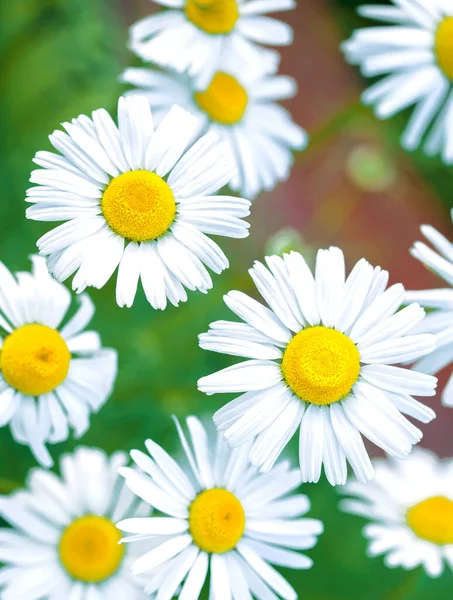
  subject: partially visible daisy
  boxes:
[118,415,323,599]
[339,447,453,578]
[198,248,438,485]
[0,256,117,467]
[122,60,307,199]
[406,214,453,407]
[129,0,294,84]
[26,96,250,309]
[0,447,149,600]
[342,0,453,163]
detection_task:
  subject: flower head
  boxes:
[122,60,306,200]
[407,212,453,406]
[198,248,437,485]
[339,448,453,578]
[129,0,294,83]
[118,416,323,598]
[26,96,250,308]
[0,447,149,599]
[0,256,117,466]
[342,0,453,163]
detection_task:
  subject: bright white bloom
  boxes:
[129,0,295,84]
[26,96,250,309]
[122,59,307,200]
[339,447,453,578]
[406,213,453,407]
[0,447,150,600]
[198,248,438,486]
[0,256,117,467]
[118,416,323,599]
[342,0,453,163]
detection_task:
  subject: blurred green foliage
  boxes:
[0,0,452,598]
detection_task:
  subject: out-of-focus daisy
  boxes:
[129,0,294,84]
[122,61,307,199]
[26,96,250,309]
[339,447,453,577]
[407,215,453,407]
[0,447,149,600]
[342,0,453,163]
[118,415,323,599]
[198,248,438,486]
[0,256,117,467]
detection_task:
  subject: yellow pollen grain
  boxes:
[281,326,361,406]
[435,17,453,81]
[406,496,453,545]
[185,0,239,35]
[195,72,248,125]
[101,170,176,243]
[59,515,125,583]
[189,488,245,553]
[0,324,70,396]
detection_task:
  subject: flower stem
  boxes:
[382,568,424,600]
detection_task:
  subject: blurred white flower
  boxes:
[340,447,453,578]
[118,416,323,599]
[129,0,295,84]
[406,213,453,406]
[343,0,453,163]
[122,60,307,199]
[0,256,116,467]
[26,96,250,309]
[0,447,149,599]
[198,248,437,485]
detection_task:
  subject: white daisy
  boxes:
[0,256,117,467]
[0,446,150,600]
[339,447,453,578]
[129,0,295,85]
[342,0,453,163]
[117,415,323,599]
[26,96,250,309]
[406,213,453,407]
[198,248,438,486]
[122,59,307,199]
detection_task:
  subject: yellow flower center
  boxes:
[406,496,453,545]
[185,0,239,35]
[435,17,453,81]
[281,326,361,406]
[0,324,71,396]
[195,72,248,125]
[59,515,125,583]
[101,170,176,243]
[189,488,245,553]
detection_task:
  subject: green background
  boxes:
[1,0,453,598]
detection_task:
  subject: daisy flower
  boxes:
[122,60,307,199]
[129,0,295,84]
[406,214,453,407]
[26,96,250,309]
[339,447,453,577]
[117,416,323,599]
[0,256,117,467]
[0,447,150,600]
[342,0,453,163]
[198,248,438,486]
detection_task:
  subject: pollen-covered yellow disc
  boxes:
[189,488,245,553]
[185,0,239,35]
[102,170,176,243]
[435,18,453,81]
[281,326,360,405]
[195,72,248,125]
[59,515,125,583]
[407,496,453,545]
[0,324,70,396]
